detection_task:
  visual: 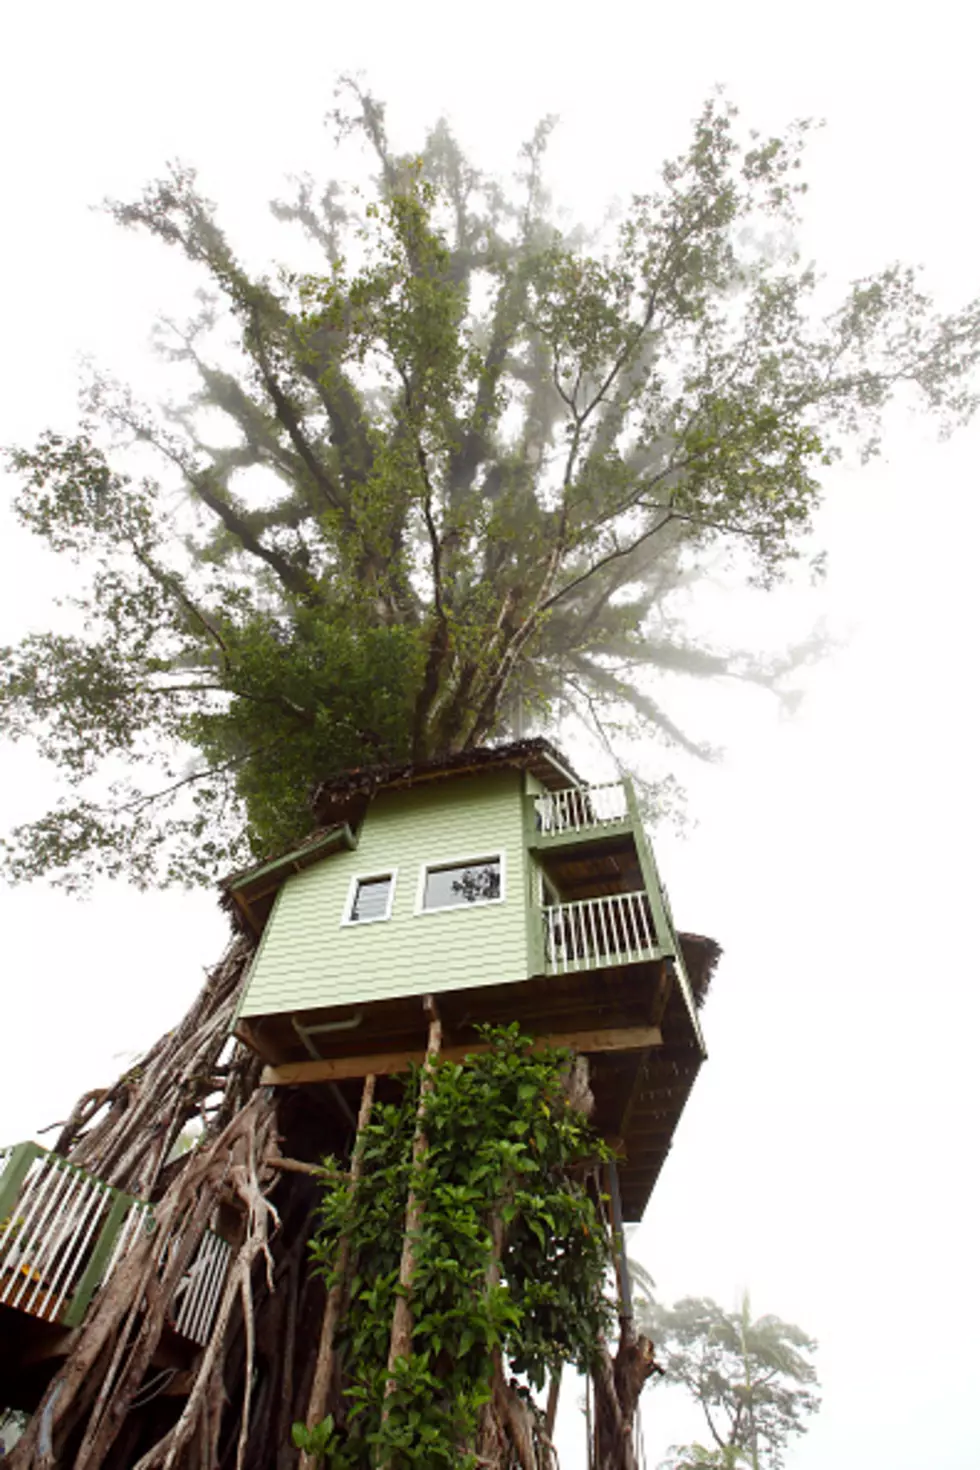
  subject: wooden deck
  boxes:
[238,933,716,1221]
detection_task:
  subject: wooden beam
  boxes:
[260,1025,663,1088]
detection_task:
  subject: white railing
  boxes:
[534,781,629,837]
[543,891,660,973]
[171,1229,231,1346]
[0,1149,113,1323]
[102,1198,154,1282]
[0,1143,230,1347]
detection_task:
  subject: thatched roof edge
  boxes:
[310,736,582,821]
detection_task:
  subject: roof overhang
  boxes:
[222,823,358,937]
[311,737,582,826]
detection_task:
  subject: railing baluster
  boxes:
[624,893,636,957]
[192,1235,230,1344]
[201,1238,231,1343]
[10,1159,75,1309]
[47,1178,108,1322]
[175,1234,209,1343]
[192,1237,223,1342]
[1,1157,53,1291]
[23,1170,90,1316]
[543,890,653,975]
[182,1241,211,1343]
[619,894,634,964]
[585,898,600,968]
[596,894,612,961]
[633,893,647,957]
[637,893,655,954]
[532,781,628,839]
[104,1200,148,1282]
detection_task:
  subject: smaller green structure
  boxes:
[226,739,719,1221]
[0,1141,228,1339]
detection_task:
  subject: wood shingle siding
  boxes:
[239,770,529,1018]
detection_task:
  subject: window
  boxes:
[419,855,504,913]
[344,872,396,925]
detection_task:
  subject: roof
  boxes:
[310,736,582,824]
[221,823,357,935]
[678,932,722,1009]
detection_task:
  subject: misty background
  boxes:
[1,2,978,1465]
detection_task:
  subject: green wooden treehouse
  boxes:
[0,738,718,1449]
[227,738,717,1223]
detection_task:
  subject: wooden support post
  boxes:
[385,995,443,1401]
[0,1141,41,1220]
[62,1189,135,1329]
[299,1072,377,1470]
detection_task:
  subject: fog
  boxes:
[2,2,978,1465]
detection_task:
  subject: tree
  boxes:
[3,82,979,891]
[1,84,975,1470]
[636,1293,820,1470]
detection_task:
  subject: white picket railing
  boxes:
[543,890,660,973]
[0,1143,229,1347]
[534,781,629,837]
[0,1149,113,1323]
[102,1197,154,1281]
[171,1229,232,1347]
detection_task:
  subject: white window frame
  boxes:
[414,852,507,916]
[341,869,398,927]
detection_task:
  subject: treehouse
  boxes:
[226,738,719,1222]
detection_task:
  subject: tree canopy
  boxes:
[4,82,979,889]
[637,1293,820,1470]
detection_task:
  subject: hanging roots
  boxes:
[10,962,658,1470]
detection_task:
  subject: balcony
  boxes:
[530,781,632,846]
[0,1141,229,1346]
[543,890,663,974]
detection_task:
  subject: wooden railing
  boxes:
[543,890,661,974]
[0,1142,230,1345]
[533,781,629,838]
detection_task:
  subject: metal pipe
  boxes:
[297,1011,364,1037]
[291,1018,359,1128]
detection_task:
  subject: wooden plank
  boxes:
[260,1024,663,1087]
[527,819,635,853]
[234,1019,280,1066]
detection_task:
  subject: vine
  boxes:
[294,1026,615,1468]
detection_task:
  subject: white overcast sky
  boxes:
[1,2,978,1466]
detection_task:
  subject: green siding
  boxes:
[240,770,530,1017]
